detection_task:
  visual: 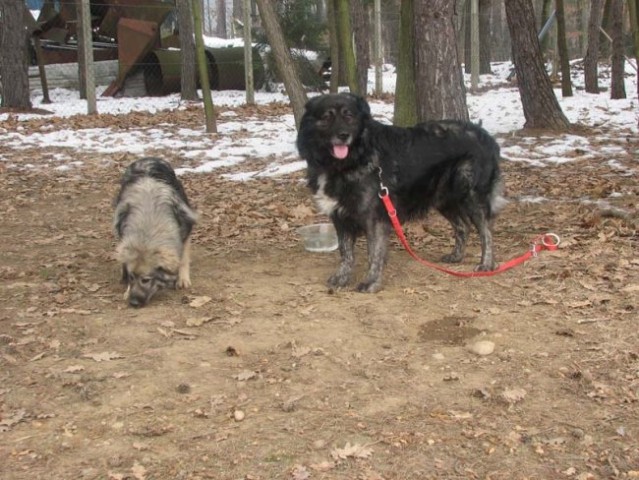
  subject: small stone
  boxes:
[176,383,191,394]
[233,410,245,422]
[432,353,445,360]
[469,340,495,356]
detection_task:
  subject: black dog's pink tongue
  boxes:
[332,145,349,159]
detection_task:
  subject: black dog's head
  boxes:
[297,93,371,165]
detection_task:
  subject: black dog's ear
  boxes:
[354,94,371,117]
[341,92,371,118]
[303,95,324,113]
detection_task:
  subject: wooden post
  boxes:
[32,36,51,104]
[243,0,255,105]
[373,0,383,95]
[470,0,479,91]
[79,0,96,113]
[192,0,217,133]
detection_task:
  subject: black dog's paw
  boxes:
[355,280,382,294]
[328,273,350,289]
[474,262,497,272]
[441,253,463,264]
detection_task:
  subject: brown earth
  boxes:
[1,107,638,480]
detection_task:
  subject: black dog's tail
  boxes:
[489,178,508,217]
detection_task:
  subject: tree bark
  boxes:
[0,0,32,110]
[413,0,468,121]
[254,0,307,129]
[505,0,569,130]
[393,0,417,126]
[177,0,198,101]
[464,0,493,74]
[479,0,492,74]
[539,0,554,55]
[335,0,358,94]
[629,0,639,99]
[555,0,572,96]
[349,0,370,97]
[327,0,340,93]
[584,0,604,93]
[600,0,612,58]
[609,0,626,99]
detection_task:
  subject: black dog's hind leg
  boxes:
[357,221,390,293]
[467,202,496,271]
[328,223,356,289]
[439,208,469,264]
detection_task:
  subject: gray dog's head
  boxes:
[117,244,180,307]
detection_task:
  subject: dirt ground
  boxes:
[1,106,638,480]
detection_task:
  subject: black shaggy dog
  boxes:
[296,93,506,293]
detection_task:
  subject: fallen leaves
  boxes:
[189,295,212,308]
[82,351,125,362]
[330,442,374,461]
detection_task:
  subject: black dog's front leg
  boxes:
[327,222,356,289]
[357,220,390,293]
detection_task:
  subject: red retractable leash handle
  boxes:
[379,190,560,278]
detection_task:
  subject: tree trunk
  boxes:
[254,0,307,129]
[413,0,468,121]
[555,0,572,96]
[335,0,358,94]
[539,0,554,55]
[609,0,626,99]
[177,0,198,101]
[584,0,604,93]
[393,0,417,126]
[629,0,639,99]
[505,0,569,130]
[349,0,370,97]
[600,0,612,58]
[216,0,227,37]
[479,0,492,74]
[464,0,493,74]
[327,0,340,93]
[0,0,32,110]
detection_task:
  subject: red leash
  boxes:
[379,191,560,278]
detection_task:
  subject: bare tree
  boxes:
[413,0,468,121]
[464,0,493,74]
[629,0,639,99]
[254,0,307,128]
[505,0,569,130]
[584,0,604,93]
[609,0,626,99]
[335,0,358,94]
[349,1,370,96]
[394,0,417,126]
[555,0,572,96]
[0,0,32,110]
[326,0,340,93]
[539,0,554,56]
[177,0,198,101]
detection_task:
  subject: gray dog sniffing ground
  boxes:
[113,157,198,307]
